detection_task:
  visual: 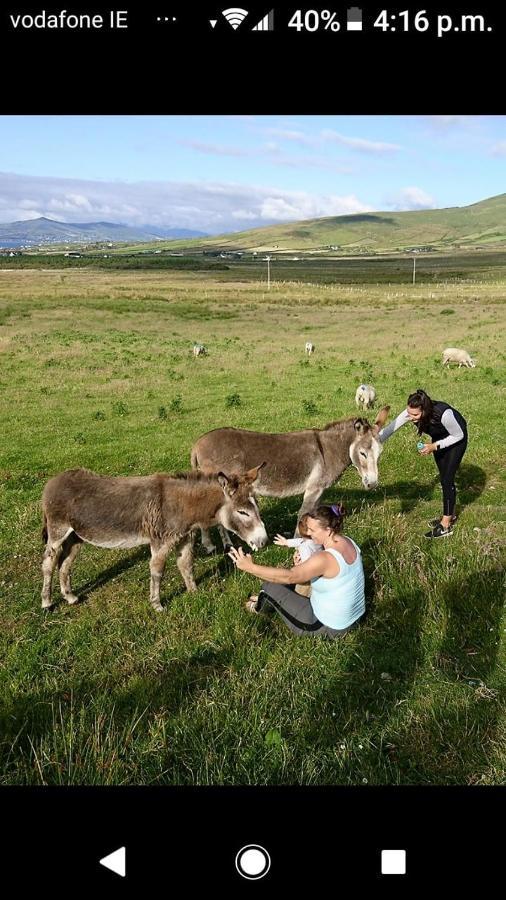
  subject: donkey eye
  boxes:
[360,451,367,459]
[237,510,250,517]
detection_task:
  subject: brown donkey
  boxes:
[41,466,267,612]
[192,407,390,551]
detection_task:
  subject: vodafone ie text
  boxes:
[9,10,128,30]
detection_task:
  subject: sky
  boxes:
[0,115,505,234]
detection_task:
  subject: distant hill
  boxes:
[0,217,208,248]
[143,193,506,255]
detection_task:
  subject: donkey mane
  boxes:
[321,416,368,432]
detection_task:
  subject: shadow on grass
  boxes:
[289,565,504,784]
[0,643,235,782]
[455,463,487,510]
[76,547,148,600]
[239,459,488,537]
[395,566,504,783]
[435,566,504,685]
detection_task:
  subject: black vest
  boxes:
[423,401,467,442]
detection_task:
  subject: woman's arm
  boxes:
[228,547,337,584]
[437,409,465,448]
[378,408,410,443]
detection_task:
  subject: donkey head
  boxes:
[349,406,390,489]
[217,464,268,550]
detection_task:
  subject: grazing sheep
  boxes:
[355,384,376,410]
[305,341,315,355]
[193,343,207,357]
[442,348,476,368]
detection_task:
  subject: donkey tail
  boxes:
[42,512,48,544]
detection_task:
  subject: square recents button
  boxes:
[381,849,407,875]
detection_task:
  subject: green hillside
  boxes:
[113,193,506,255]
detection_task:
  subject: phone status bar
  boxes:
[6,8,497,38]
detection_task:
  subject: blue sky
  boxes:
[0,115,504,233]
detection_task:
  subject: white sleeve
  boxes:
[437,409,464,449]
[378,408,411,443]
[285,537,304,548]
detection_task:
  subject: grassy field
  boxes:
[0,266,505,785]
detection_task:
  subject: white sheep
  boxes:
[193,343,207,357]
[305,341,315,355]
[442,347,476,368]
[355,383,376,410]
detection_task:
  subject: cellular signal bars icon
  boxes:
[252,9,274,30]
[222,7,248,29]
[347,7,363,30]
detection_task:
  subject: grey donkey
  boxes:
[41,466,268,612]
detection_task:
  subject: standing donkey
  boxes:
[191,407,390,551]
[41,466,267,611]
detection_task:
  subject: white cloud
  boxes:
[269,154,354,174]
[0,171,372,233]
[420,115,475,132]
[178,139,251,157]
[262,127,317,146]
[386,186,436,210]
[259,193,371,221]
[490,141,506,156]
[321,130,403,153]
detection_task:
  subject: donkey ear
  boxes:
[217,472,238,496]
[218,472,239,497]
[243,462,266,483]
[372,405,391,431]
[353,418,368,434]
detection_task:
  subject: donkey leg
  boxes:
[149,543,170,612]
[58,533,83,604]
[41,526,73,609]
[295,484,324,534]
[175,532,197,592]
[200,527,217,555]
[217,524,234,552]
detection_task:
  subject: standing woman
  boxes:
[228,504,365,639]
[379,389,468,538]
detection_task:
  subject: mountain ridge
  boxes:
[0,217,208,247]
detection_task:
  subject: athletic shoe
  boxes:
[428,515,457,527]
[424,523,454,539]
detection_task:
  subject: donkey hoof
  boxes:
[42,602,55,612]
[66,595,80,605]
[152,603,164,612]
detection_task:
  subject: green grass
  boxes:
[0,266,505,785]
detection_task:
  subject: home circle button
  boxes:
[235,844,271,880]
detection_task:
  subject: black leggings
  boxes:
[257,582,358,639]
[433,438,467,517]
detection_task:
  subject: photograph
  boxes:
[1,112,504,790]
[0,2,504,887]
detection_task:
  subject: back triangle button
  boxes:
[99,846,126,877]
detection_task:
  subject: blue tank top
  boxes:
[310,539,365,630]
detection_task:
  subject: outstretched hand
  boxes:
[228,546,255,572]
[273,534,289,546]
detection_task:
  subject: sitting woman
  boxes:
[228,504,365,639]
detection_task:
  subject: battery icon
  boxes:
[347,7,362,30]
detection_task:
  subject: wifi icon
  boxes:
[222,7,248,29]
